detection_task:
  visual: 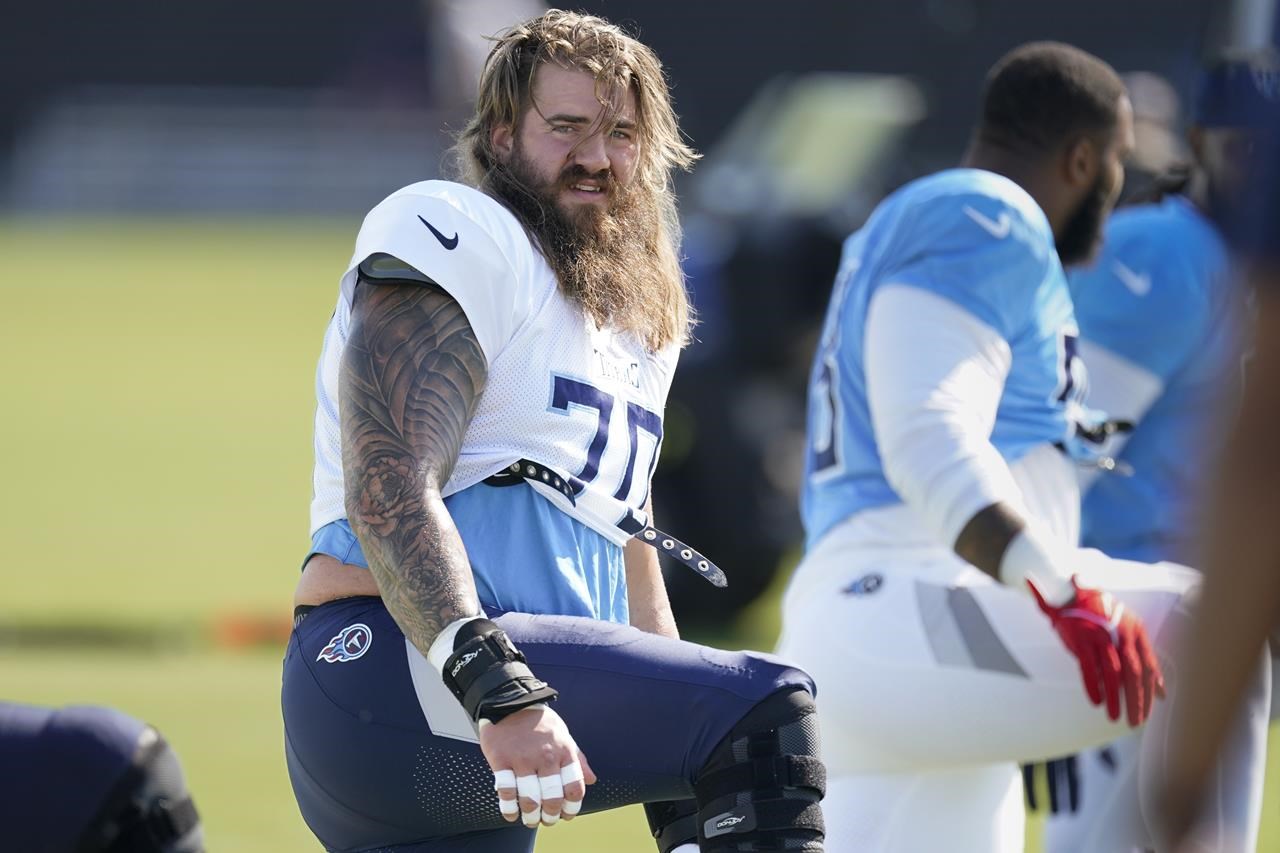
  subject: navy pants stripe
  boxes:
[283,597,812,852]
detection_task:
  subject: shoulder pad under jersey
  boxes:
[357,252,437,286]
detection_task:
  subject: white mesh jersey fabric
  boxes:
[310,181,680,546]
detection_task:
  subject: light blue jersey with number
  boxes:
[1068,195,1237,562]
[802,169,1083,550]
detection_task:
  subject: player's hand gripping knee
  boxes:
[1029,577,1166,726]
[432,616,596,827]
[481,705,597,827]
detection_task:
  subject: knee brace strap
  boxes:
[84,731,202,853]
[702,797,824,844]
[645,799,700,853]
[696,755,826,804]
[695,687,825,851]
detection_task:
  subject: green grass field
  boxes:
[1,219,1277,851]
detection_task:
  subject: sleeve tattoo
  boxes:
[340,277,487,652]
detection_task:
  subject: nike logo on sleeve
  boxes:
[418,215,459,250]
[1112,261,1152,296]
[963,205,1012,239]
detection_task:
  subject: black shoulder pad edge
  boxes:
[358,252,438,286]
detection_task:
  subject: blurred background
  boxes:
[2,0,1277,849]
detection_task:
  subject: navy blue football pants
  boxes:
[282,596,813,852]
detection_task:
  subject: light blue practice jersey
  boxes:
[1069,195,1237,562]
[311,483,629,624]
[802,169,1083,550]
[308,180,681,628]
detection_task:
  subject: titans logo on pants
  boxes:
[317,623,373,663]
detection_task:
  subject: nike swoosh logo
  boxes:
[1111,261,1151,296]
[963,205,1012,239]
[418,215,459,250]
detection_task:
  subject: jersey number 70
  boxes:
[550,375,663,506]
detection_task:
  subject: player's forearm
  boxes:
[954,503,1077,605]
[348,477,483,654]
[340,279,488,653]
[625,549,680,639]
[625,502,680,639]
[954,502,1023,578]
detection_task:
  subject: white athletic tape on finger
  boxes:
[560,761,584,785]
[498,798,519,816]
[539,774,564,801]
[516,774,541,803]
[493,769,517,791]
[562,797,582,816]
[522,807,542,828]
[542,812,560,826]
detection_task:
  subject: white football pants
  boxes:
[776,530,1270,852]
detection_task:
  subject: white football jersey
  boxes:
[310,181,679,546]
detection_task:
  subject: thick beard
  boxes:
[485,145,683,350]
[1056,172,1113,267]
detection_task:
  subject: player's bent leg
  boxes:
[779,533,1271,852]
[501,612,826,850]
[778,543,1194,774]
[283,598,539,853]
[284,597,823,852]
[776,539,1202,852]
[824,765,1023,853]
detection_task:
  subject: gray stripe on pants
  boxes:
[949,586,1028,677]
[915,580,974,668]
[916,581,1028,678]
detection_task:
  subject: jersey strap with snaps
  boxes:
[485,459,727,587]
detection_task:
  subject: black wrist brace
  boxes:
[441,618,559,724]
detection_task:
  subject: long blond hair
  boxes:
[450,9,698,350]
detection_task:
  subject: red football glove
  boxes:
[1029,577,1166,727]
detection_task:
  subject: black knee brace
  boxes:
[645,798,700,852]
[693,687,825,851]
[88,729,204,853]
